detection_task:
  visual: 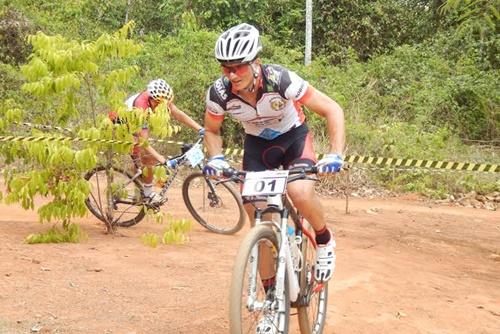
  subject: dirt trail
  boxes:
[0,187,499,334]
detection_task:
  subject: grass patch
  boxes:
[25,223,87,244]
[140,217,193,247]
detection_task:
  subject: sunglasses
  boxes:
[221,62,252,77]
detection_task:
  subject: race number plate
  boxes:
[185,144,204,167]
[242,170,289,196]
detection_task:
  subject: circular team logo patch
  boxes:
[270,97,285,111]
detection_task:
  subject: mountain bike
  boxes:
[84,137,246,233]
[226,166,328,334]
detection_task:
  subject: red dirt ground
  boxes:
[0,187,499,334]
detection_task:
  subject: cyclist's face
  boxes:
[149,97,162,109]
[221,62,253,90]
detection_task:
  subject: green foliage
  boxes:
[440,0,499,69]
[141,232,160,248]
[162,218,192,245]
[343,122,498,198]
[0,23,174,234]
[311,0,442,63]
[1,0,498,204]
[25,223,87,244]
[0,5,35,65]
[0,63,24,101]
[441,0,499,32]
[138,218,192,247]
[379,168,499,199]
[345,122,464,159]
[304,38,499,143]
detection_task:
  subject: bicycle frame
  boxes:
[230,167,320,311]
[229,166,330,334]
[113,136,206,207]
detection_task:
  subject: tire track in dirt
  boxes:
[1,189,499,333]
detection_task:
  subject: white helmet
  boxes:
[147,79,173,101]
[215,23,262,63]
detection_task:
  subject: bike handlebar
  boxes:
[222,166,319,183]
[157,136,204,168]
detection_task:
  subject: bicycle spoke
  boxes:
[183,173,245,234]
[85,166,145,227]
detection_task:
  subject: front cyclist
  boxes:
[203,24,345,330]
[124,79,204,203]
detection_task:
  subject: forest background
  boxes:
[0,0,498,207]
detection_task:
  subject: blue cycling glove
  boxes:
[165,159,178,169]
[315,153,343,173]
[203,155,230,177]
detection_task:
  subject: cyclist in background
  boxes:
[203,23,345,297]
[120,79,204,203]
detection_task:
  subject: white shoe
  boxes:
[145,191,164,206]
[256,314,278,334]
[315,235,336,282]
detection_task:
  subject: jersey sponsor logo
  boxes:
[265,66,282,86]
[269,96,286,111]
[258,128,282,140]
[214,78,227,100]
[294,81,306,99]
[227,104,242,111]
[248,115,283,127]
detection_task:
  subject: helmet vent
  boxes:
[241,40,249,55]
[225,39,232,57]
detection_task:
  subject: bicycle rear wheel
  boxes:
[229,225,289,334]
[297,219,329,334]
[84,165,145,227]
[182,172,245,234]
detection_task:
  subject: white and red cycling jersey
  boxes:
[125,91,152,111]
[205,64,314,140]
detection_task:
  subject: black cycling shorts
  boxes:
[242,123,317,171]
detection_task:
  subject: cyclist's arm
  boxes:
[203,109,224,158]
[301,87,345,155]
[143,145,167,164]
[135,129,167,164]
[168,102,203,132]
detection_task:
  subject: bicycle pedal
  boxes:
[144,197,167,210]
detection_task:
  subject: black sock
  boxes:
[314,226,331,245]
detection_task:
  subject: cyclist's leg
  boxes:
[284,127,336,282]
[287,181,326,233]
[282,125,327,233]
[135,128,165,194]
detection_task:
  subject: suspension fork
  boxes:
[277,212,301,304]
[246,243,260,310]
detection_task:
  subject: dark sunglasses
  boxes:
[221,62,252,76]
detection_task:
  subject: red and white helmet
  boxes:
[147,79,173,101]
[215,23,262,63]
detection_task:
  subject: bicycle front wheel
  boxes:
[182,172,245,234]
[297,219,329,334]
[229,225,289,334]
[84,165,145,227]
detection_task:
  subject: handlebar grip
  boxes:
[222,167,239,178]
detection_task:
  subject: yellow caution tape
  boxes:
[1,134,498,173]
